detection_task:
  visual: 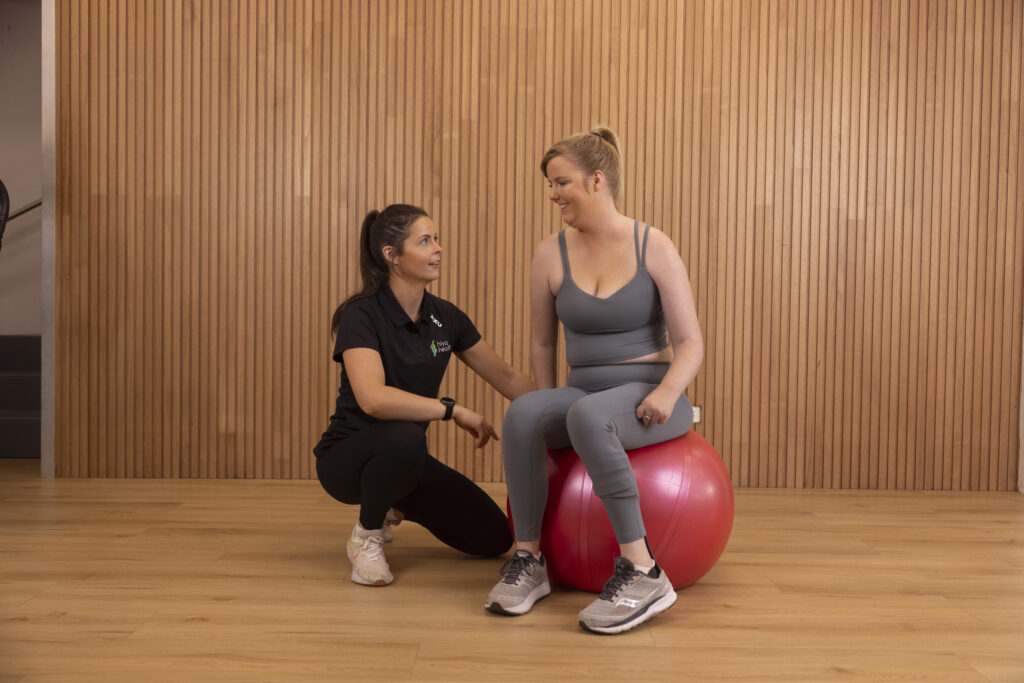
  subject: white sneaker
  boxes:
[346,524,393,586]
[381,508,404,543]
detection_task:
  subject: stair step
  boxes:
[0,412,41,458]
[0,372,41,412]
[0,335,41,373]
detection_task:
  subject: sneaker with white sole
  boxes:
[578,557,677,634]
[485,549,551,615]
[346,524,393,586]
[381,508,404,543]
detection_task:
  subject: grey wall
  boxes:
[0,0,43,335]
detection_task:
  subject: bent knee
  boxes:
[476,528,515,557]
[565,399,617,442]
[503,391,575,440]
[503,393,548,433]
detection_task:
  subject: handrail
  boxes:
[8,200,41,221]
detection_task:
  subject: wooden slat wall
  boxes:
[55,0,1023,489]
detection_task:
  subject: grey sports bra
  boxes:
[555,221,670,367]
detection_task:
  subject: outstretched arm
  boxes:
[344,347,499,448]
[456,339,536,400]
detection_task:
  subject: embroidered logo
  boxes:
[431,339,451,357]
[430,340,438,357]
[430,314,443,328]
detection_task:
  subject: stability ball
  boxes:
[510,430,734,592]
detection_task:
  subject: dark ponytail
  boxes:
[331,204,429,336]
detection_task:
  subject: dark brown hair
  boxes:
[331,204,429,335]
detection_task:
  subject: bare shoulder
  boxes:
[533,232,561,260]
[532,232,564,292]
[532,232,563,274]
[642,225,686,273]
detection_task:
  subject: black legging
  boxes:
[315,421,513,557]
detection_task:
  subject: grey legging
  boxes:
[502,362,693,544]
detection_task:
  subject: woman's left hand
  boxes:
[636,387,677,427]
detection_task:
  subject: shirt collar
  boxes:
[376,285,438,329]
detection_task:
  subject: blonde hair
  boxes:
[540,126,623,201]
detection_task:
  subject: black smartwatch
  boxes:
[440,397,456,421]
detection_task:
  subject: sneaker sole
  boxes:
[350,570,392,586]
[485,581,552,616]
[579,589,678,635]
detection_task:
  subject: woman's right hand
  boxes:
[452,405,499,449]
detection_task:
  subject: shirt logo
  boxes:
[431,339,451,357]
[430,314,443,328]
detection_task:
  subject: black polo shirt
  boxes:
[314,285,481,453]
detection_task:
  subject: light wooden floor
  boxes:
[2,459,1023,682]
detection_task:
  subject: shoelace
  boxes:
[360,533,386,561]
[598,562,639,601]
[499,553,535,585]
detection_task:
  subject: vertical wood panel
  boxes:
[55,0,1023,489]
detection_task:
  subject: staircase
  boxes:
[0,335,41,458]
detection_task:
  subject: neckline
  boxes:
[378,285,433,327]
[559,223,646,301]
[561,268,645,301]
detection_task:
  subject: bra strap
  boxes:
[640,223,651,269]
[557,230,572,278]
[632,220,641,266]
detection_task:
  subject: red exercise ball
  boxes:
[509,430,734,592]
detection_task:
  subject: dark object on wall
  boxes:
[0,179,9,254]
[0,335,41,458]
[0,180,42,256]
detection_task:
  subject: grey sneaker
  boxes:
[578,557,677,634]
[485,549,552,615]
[381,508,404,543]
